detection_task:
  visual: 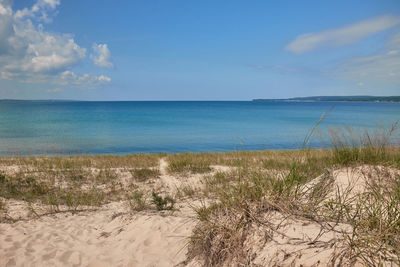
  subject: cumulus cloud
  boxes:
[0,0,112,88]
[98,75,111,82]
[59,71,111,87]
[0,0,14,54]
[286,15,400,54]
[91,43,113,68]
[14,0,60,22]
[334,31,400,88]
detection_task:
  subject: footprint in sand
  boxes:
[59,250,73,263]
[60,250,82,265]
[5,258,16,267]
[143,237,152,246]
[42,250,57,261]
[11,241,20,249]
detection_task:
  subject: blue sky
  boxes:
[0,0,399,100]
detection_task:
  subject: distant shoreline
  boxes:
[1,96,400,102]
[253,96,400,102]
[0,100,398,156]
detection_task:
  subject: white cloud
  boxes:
[0,0,112,89]
[14,0,60,23]
[286,15,400,54]
[98,75,111,82]
[47,87,63,93]
[91,43,113,68]
[59,71,111,87]
[9,22,86,73]
[0,0,13,54]
[0,0,11,16]
[334,31,400,88]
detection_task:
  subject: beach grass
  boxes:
[185,125,400,266]
[131,168,160,182]
[127,190,148,211]
[0,124,399,265]
[167,154,212,174]
[0,153,163,169]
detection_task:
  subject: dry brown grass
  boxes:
[0,154,163,220]
[0,153,162,169]
[185,125,400,266]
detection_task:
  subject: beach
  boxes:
[2,0,400,265]
[1,147,399,266]
[0,155,197,267]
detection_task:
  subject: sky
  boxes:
[0,0,399,100]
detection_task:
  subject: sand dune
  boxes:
[0,158,200,267]
[1,158,398,266]
[0,201,196,267]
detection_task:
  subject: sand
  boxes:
[0,202,196,267]
[244,165,399,267]
[1,160,397,266]
[0,158,200,267]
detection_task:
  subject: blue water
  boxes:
[0,101,399,156]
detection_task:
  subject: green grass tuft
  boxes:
[131,168,160,182]
[151,191,175,211]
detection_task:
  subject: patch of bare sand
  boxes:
[246,212,353,266]
[304,165,400,201]
[0,201,197,267]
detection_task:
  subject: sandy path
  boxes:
[158,158,181,192]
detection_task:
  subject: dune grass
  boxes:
[0,123,399,265]
[186,124,400,266]
[329,122,400,166]
[167,154,212,174]
[0,153,163,169]
[131,168,160,182]
[0,152,172,217]
[0,155,161,217]
[127,190,148,211]
[151,191,175,211]
[0,169,105,214]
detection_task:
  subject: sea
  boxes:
[0,101,399,156]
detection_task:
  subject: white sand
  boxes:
[0,202,196,267]
[0,197,199,267]
[0,158,200,267]
[1,161,397,266]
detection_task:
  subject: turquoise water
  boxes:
[0,101,399,155]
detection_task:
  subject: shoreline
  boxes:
[0,148,349,159]
[1,145,399,158]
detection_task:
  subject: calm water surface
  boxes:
[0,101,399,155]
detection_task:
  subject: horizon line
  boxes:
[1,95,400,102]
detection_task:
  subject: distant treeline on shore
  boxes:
[253,96,400,102]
